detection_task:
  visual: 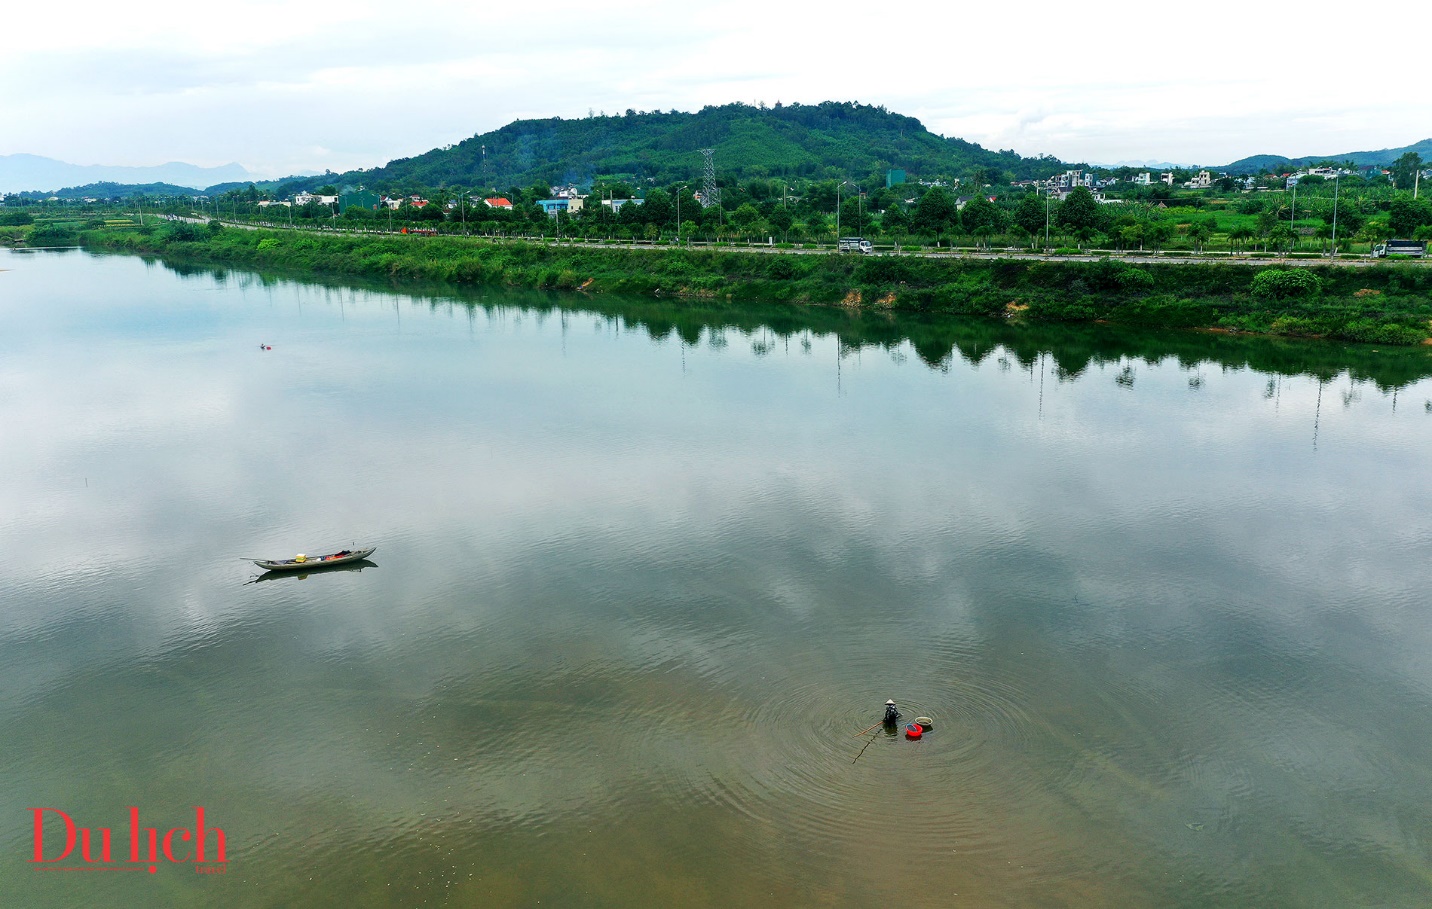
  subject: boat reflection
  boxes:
[249,560,378,583]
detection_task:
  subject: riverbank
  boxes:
[80,225,1432,345]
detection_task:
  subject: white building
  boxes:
[1054,169,1094,189]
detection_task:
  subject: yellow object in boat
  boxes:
[295,554,307,563]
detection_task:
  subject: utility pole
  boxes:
[1044,190,1050,250]
[1330,173,1340,258]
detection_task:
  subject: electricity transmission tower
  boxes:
[701,149,720,208]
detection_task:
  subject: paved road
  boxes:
[168,215,1421,270]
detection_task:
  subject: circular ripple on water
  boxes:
[655,631,1066,865]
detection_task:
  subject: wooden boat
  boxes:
[252,547,376,572]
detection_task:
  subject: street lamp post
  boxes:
[1330,173,1340,258]
[837,180,856,244]
[1044,190,1051,250]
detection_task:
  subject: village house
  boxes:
[1049,187,1107,202]
[483,197,513,210]
[954,194,999,210]
[1053,170,1094,190]
[533,194,590,216]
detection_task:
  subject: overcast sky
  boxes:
[2,0,1427,178]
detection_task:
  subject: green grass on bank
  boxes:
[75,223,1432,346]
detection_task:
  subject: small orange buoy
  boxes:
[905,723,922,739]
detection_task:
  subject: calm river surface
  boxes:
[4,248,1432,907]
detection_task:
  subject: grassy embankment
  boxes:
[78,224,1432,345]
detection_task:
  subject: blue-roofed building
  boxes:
[536,199,569,217]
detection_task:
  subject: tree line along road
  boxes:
[168,215,1425,270]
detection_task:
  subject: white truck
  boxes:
[838,236,874,254]
[1372,239,1427,258]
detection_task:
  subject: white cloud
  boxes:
[1,0,1427,175]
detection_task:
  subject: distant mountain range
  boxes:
[0,154,251,194]
[1093,160,1197,170]
[1220,139,1432,173]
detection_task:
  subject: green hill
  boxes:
[347,101,1065,191]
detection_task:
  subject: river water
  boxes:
[3,248,1432,907]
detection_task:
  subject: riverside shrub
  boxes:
[1251,269,1321,300]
